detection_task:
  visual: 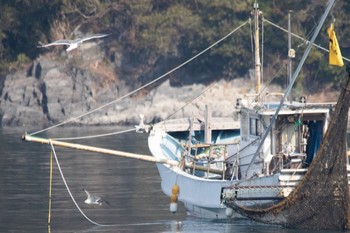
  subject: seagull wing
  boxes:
[38,39,73,48]
[84,188,111,206]
[101,197,111,206]
[80,33,109,43]
[83,188,93,200]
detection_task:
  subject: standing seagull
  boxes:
[38,33,109,51]
[83,188,111,206]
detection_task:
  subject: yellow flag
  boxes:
[327,23,344,67]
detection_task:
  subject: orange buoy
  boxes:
[170,184,179,213]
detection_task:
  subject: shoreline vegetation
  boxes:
[0,1,349,127]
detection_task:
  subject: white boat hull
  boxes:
[156,162,284,219]
[156,163,234,218]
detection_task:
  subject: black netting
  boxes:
[226,72,350,230]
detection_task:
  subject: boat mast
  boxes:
[288,10,294,103]
[254,1,261,99]
[246,0,336,175]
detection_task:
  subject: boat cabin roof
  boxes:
[246,102,335,117]
[153,117,240,132]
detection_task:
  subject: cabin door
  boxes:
[304,120,323,166]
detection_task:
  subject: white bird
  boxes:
[38,33,109,51]
[135,114,151,133]
[83,188,111,206]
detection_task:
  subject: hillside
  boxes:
[0,0,349,127]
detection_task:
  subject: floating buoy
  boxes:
[170,184,179,213]
[170,202,178,213]
[225,207,234,217]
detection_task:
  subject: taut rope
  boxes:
[29,20,250,136]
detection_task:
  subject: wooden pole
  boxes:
[254,2,261,98]
[22,134,224,175]
[205,105,212,144]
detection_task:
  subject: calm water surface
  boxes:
[1,126,349,233]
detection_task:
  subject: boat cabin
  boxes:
[150,100,337,182]
[236,100,334,179]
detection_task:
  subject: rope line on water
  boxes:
[49,140,107,227]
[48,141,178,227]
[29,20,249,137]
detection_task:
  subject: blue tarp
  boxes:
[305,120,323,166]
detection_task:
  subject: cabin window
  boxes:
[249,118,259,136]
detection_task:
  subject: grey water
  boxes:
[0,126,349,233]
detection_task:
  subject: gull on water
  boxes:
[37,33,109,51]
[83,188,111,206]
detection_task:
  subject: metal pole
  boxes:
[288,10,293,103]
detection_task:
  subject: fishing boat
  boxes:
[146,0,350,220]
[22,0,350,229]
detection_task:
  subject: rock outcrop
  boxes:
[0,42,256,129]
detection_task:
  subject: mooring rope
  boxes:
[29,20,250,137]
[49,140,107,226]
[49,140,175,227]
[48,150,53,225]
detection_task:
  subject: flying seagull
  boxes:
[83,188,111,206]
[38,33,109,51]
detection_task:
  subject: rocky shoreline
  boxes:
[0,45,254,130]
[0,42,345,131]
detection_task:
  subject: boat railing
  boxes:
[179,139,247,180]
[262,93,284,104]
[269,151,350,175]
[182,142,242,180]
[268,154,284,174]
[268,152,306,174]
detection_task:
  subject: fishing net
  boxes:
[225,71,350,230]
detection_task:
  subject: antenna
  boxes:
[253,2,261,99]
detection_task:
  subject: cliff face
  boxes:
[0,41,345,130]
[0,43,121,128]
[0,42,252,129]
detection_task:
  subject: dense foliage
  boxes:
[1,0,349,92]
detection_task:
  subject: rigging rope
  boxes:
[264,19,350,62]
[246,0,334,176]
[161,81,218,122]
[29,20,250,137]
[52,128,135,141]
[249,16,321,105]
[261,14,265,86]
[45,82,219,141]
[249,18,254,60]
